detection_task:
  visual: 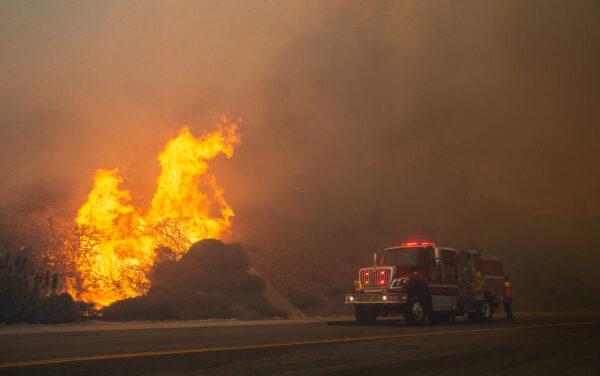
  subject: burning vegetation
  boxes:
[67,118,240,307]
[101,239,285,321]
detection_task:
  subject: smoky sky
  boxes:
[1,0,600,230]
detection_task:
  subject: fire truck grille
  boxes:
[357,294,380,302]
[360,267,392,287]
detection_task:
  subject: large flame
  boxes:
[69,118,240,307]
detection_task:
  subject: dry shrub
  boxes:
[101,239,285,321]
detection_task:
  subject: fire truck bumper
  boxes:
[345,293,408,304]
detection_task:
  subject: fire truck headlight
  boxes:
[382,295,388,301]
[348,296,354,302]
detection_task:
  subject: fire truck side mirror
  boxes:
[373,252,378,266]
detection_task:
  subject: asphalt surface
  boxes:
[0,311,598,375]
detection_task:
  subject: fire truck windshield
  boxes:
[381,247,427,266]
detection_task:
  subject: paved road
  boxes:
[0,312,598,375]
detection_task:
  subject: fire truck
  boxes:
[345,242,507,325]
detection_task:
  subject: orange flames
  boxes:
[68,118,240,307]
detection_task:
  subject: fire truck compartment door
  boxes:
[431,295,457,311]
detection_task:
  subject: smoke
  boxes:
[248,1,600,219]
[2,1,600,300]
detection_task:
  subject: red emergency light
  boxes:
[401,241,435,247]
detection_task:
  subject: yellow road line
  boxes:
[0,320,597,369]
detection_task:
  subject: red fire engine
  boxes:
[345,242,508,325]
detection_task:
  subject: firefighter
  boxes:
[504,276,514,320]
[471,272,485,301]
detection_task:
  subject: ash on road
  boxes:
[0,312,598,376]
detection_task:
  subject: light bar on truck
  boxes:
[401,241,435,247]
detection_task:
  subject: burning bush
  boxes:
[101,239,285,321]
[67,121,241,307]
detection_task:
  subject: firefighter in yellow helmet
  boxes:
[504,276,514,320]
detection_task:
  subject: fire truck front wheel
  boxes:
[354,305,378,325]
[403,300,428,325]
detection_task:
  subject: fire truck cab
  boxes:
[345,242,507,325]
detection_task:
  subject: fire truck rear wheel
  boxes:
[403,301,427,325]
[468,300,494,323]
[354,305,378,325]
[480,300,494,322]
